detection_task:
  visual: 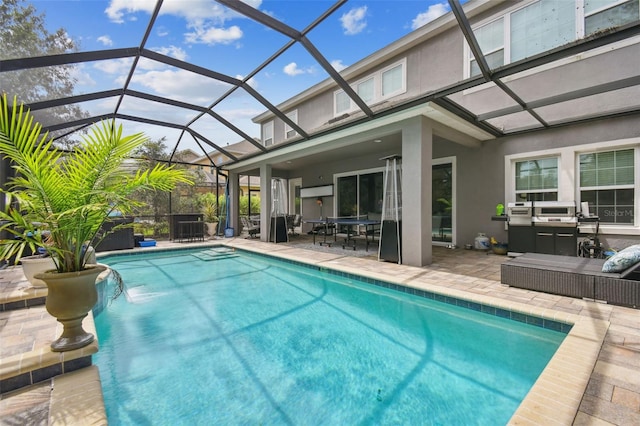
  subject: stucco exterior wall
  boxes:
[437,115,640,249]
[283,113,640,248]
[290,146,399,232]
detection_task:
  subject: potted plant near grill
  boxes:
[0,94,192,351]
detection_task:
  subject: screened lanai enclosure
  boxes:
[1,0,639,246]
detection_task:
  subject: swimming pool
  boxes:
[94,246,568,425]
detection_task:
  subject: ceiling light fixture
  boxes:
[373,139,382,143]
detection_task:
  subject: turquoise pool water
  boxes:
[94,247,567,425]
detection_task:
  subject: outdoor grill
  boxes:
[507,201,533,226]
[506,201,578,256]
[531,201,577,227]
[507,202,534,256]
[532,201,578,256]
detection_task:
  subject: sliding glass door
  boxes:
[336,160,453,243]
[432,160,454,243]
[289,178,302,215]
[336,170,384,218]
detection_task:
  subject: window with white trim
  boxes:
[585,0,640,36]
[381,63,404,97]
[284,110,298,139]
[470,18,504,77]
[515,157,558,201]
[335,91,351,115]
[333,58,406,116]
[579,148,635,224]
[357,78,374,103]
[510,0,575,63]
[468,0,640,77]
[262,121,273,146]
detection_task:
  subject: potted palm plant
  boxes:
[198,193,219,237]
[0,94,193,351]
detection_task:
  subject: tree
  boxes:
[133,137,201,219]
[133,137,172,221]
[0,0,88,143]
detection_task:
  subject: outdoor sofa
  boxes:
[94,217,135,252]
[501,252,639,308]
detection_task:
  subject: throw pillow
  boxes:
[602,244,640,273]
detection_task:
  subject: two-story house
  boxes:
[223,0,640,267]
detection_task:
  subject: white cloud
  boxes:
[70,63,96,87]
[219,107,264,121]
[340,6,367,35]
[129,69,233,104]
[105,0,262,44]
[97,35,113,47]
[283,62,305,76]
[283,62,303,76]
[152,45,189,61]
[185,25,243,45]
[330,59,347,72]
[156,26,169,37]
[411,3,449,30]
[94,58,132,75]
[105,0,155,24]
[135,57,171,72]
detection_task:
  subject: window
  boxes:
[333,59,406,116]
[468,0,640,77]
[470,18,504,77]
[381,63,404,97]
[262,121,273,146]
[515,157,558,201]
[334,91,351,115]
[284,110,297,139]
[579,149,635,224]
[357,78,374,103]
[585,0,640,36]
[510,0,575,62]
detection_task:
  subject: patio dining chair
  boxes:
[241,216,260,239]
[287,214,301,236]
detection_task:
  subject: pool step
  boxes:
[124,287,166,304]
[192,248,237,261]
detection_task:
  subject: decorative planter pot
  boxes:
[20,255,56,288]
[206,222,218,237]
[20,247,96,289]
[35,264,107,352]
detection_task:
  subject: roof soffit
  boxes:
[226,102,491,172]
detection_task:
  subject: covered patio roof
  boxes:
[2,0,639,170]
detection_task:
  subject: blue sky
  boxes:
[31,0,453,153]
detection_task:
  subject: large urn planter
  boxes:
[35,264,107,352]
[20,247,96,288]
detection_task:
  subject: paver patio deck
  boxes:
[1,236,638,425]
